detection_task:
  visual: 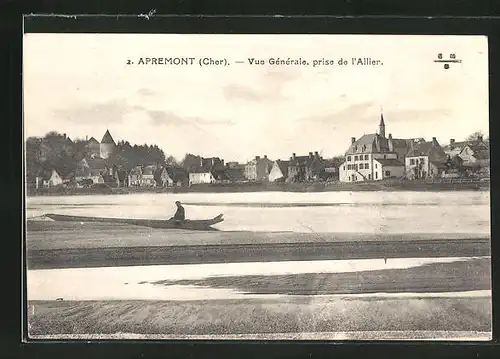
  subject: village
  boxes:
[28,113,490,191]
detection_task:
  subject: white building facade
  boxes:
[189,172,216,185]
[339,115,407,182]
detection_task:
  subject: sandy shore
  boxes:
[27,296,491,338]
[25,220,492,340]
[26,221,490,269]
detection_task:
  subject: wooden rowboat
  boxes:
[42,213,224,231]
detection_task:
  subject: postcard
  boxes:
[23,32,491,341]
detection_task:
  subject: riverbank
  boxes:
[26,178,489,196]
[26,221,491,269]
[27,296,491,339]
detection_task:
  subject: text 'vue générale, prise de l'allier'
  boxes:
[126,57,384,67]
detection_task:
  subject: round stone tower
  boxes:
[100,129,116,159]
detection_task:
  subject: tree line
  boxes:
[25,131,172,181]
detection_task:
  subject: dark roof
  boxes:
[101,130,116,144]
[276,160,290,176]
[247,156,273,166]
[289,154,323,167]
[40,169,58,181]
[391,138,412,148]
[374,159,405,167]
[87,137,100,145]
[430,161,447,169]
[129,166,142,175]
[444,139,488,151]
[225,167,246,181]
[143,165,156,175]
[166,166,188,182]
[406,140,447,162]
[474,149,490,160]
[212,169,229,181]
[346,134,391,155]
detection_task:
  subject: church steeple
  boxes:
[379,111,386,138]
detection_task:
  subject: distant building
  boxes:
[100,130,116,159]
[269,160,290,182]
[36,169,63,189]
[339,114,418,182]
[86,137,101,158]
[189,169,216,185]
[244,155,273,181]
[443,135,489,170]
[287,152,325,182]
[128,166,142,187]
[405,137,448,180]
[141,165,157,187]
[224,164,246,182]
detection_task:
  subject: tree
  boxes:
[465,131,487,142]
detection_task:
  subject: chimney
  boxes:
[477,135,483,142]
[309,152,313,158]
[256,156,260,161]
[63,133,66,139]
[450,139,455,145]
[221,159,225,167]
[200,157,204,167]
[314,151,319,158]
[388,133,393,152]
[432,137,439,146]
[351,137,356,144]
[212,158,215,166]
[86,135,88,141]
[264,155,267,159]
[292,153,296,159]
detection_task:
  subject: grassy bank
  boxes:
[27,296,492,337]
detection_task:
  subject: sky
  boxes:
[23,34,489,163]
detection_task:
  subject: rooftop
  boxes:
[374,158,405,167]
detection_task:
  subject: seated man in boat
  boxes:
[171,201,185,223]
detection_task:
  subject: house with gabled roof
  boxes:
[339,114,417,182]
[36,169,63,189]
[141,165,157,187]
[443,135,489,170]
[224,164,246,182]
[154,166,175,187]
[128,166,143,187]
[269,160,290,182]
[244,155,273,181]
[86,137,101,158]
[189,168,217,185]
[287,152,325,182]
[404,137,448,179]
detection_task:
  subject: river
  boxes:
[26,191,490,234]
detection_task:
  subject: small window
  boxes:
[383,155,387,159]
[358,164,363,170]
[347,156,351,162]
[385,170,391,177]
[364,155,369,160]
[375,172,378,179]
[375,164,378,169]
[354,156,358,161]
[410,158,415,165]
[365,163,369,169]
[343,166,345,170]
[368,174,372,180]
